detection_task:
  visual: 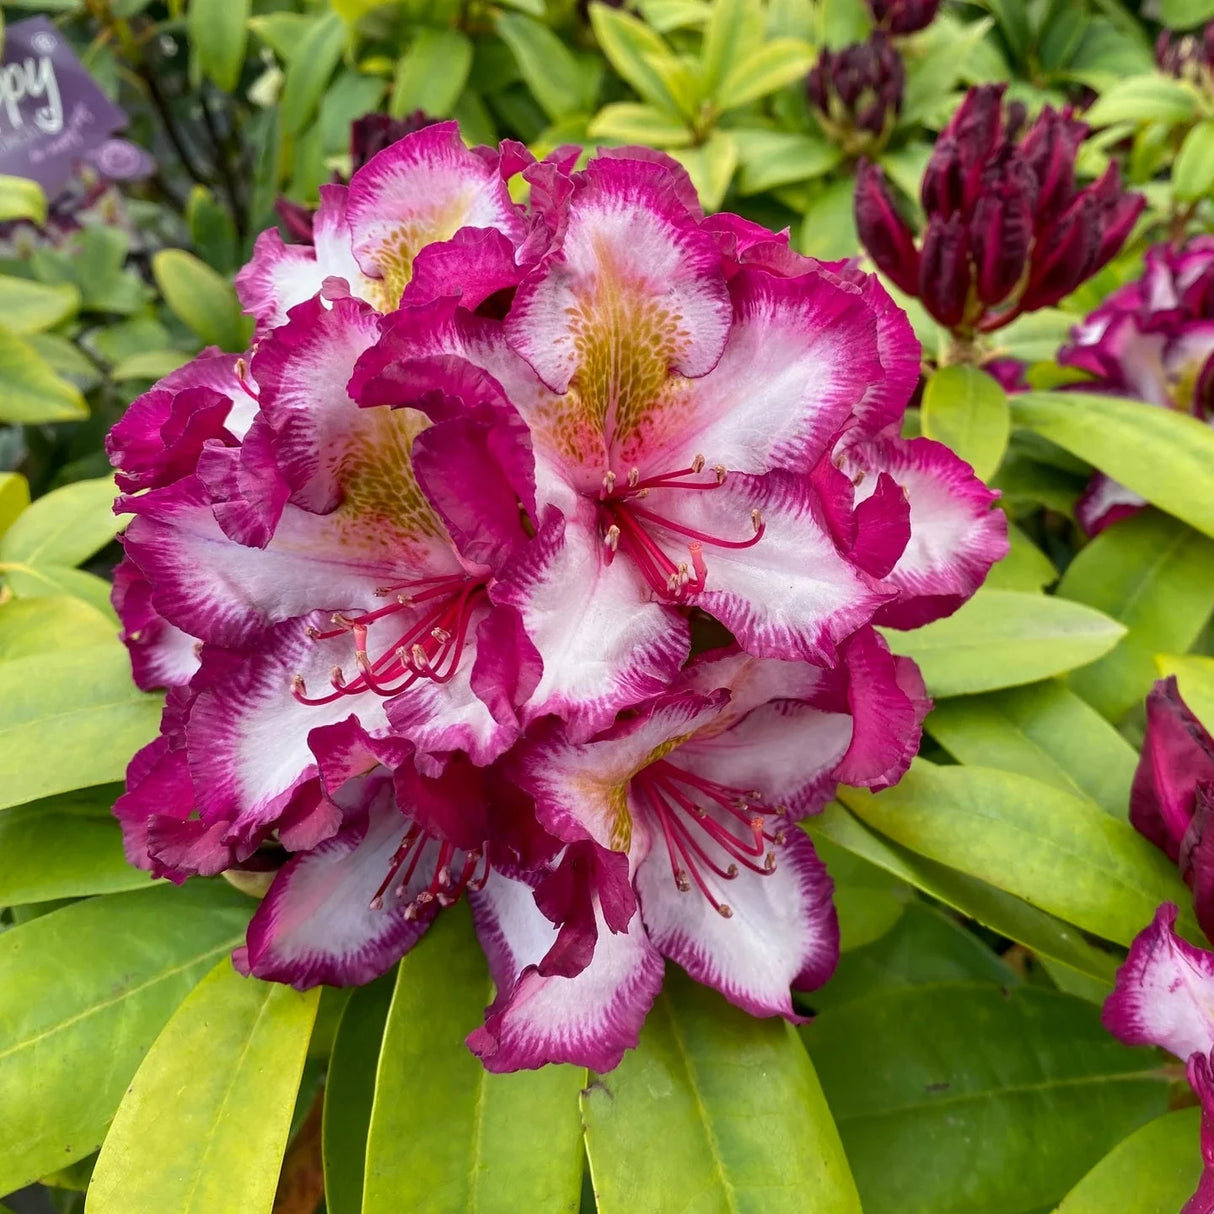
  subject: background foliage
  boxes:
[1,0,1214,1210]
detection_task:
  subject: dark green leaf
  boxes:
[584,967,861,1214]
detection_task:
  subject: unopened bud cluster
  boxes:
[807,35,904,153]
[1156,26,1214,87]
[866,0,941,34]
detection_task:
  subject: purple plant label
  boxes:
[0,16,130,195]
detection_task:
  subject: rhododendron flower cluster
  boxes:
[1060,237,1214,534]
[855,85,1143,335]
[806,35,905,153]
[107,124,1006,1072]
[1104,678,1214,1213]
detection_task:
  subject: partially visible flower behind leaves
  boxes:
[1156,25,1214,88]
[108,125,1008,1073]
[867,0,941,35]
[807,35,905,156]
[855,84,1144,339]
[1059,237,1214,533]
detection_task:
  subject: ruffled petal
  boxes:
[467,869,664,1072]
[1102,903,1214,1060]
[346,123,526,311]
[635,823,837,1018]
[1077,474,1147,537]
[112,557,201,691]
[491,507,690,740]
[236,773,437,988]
[839,436,1008,629]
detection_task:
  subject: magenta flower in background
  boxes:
[1059,238,1214,533]
[107,123,1007,1071]
[855,84,1144,335]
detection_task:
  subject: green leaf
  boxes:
[637,0,713,32]
[800,173,860,260]
[815,901,1019,1010]
[809,804,1122,985]
[109,349,193,382]
[900,17,995,124]
[0,174,46,225]
[821,837,911,952]
[152,249,250,352]
[0,595,115,659]
[839,760,1192,947]
[0,476,118,569]
[0,328,87,423]
[669,130,737,210]
[363,907,586,1214]
[804,983,1172,1214]
[88,960,317,1214]
[1058,509,1214,721]
[821,0,872,47]
[0,883,253,1193]
[920,364,1010,481]
[880,587,1126,697]
[926,681,1138,819]
[186,186,239,276]
[699,0,763,96]
[1161,0,1214,27]
[583,966,862,1214]
[735,128,843,194]
[715,37,816,109]
[496,14,594,121]
[1156,653,1214,732]
[1084,73,1200,126]
[0,788,148,905]
[0,641,162,811]
[0,276,79,335]
[589,5,682,111]
[0,473,29,539]
[322,974,395,1214]
[188,0,250,91]
[390,27,473,120]
[280,12,347,136]
[984,521,1057,591]
[588,102,690,147]
[1,563,118,618]
[1056,1107,1203,1213]
[1174,118,1214,200]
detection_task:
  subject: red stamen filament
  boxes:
[369,827,489,918]
[597,455,765,602]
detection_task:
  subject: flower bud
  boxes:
[854,160,921,295]
[867,0,941,34]
[806,35,905,153]
[969,156,1034,307]
[351,111,438,173]
[1018,105,1086,228]
[1156,27,1214,86]
[919,213,971,329]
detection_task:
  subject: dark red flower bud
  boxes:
[806,53,833,112]
[867,0,941,34]
[948,84,1006,173]
[807,35,904,148]
[1018,106,1087,227]
[854,160,921,295]
[1021,192,1102,311]
[274,196,315,244]
[1089,164,1145,273]
[969,160,1033,307]
[351,111,439,172]
[920,213,972,328]
[920,135,966,218]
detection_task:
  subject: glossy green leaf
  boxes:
[715,37,816,109]
[1012,390,1214,539]
[1056,1107,1203,1213]
[322,974,394,1214]
[900,17,994,124]
[88,960,317,1214]
[589,5,681,111]
[1,562,118,618]
[584,966,862,1214]
[1058,509,1214,721]
[0,595,115,659]
[920,365,1010,481]
[820,837,911,952]
[800,174,860,261]
[699,0,763,95]
[983,522,1057,591]
[152,249,250,352]
[735,129,842,194]
[1156,653,1214,731]
[0,275,79,335]
[588,102,690,147]
[808,805,1122,985]
[670,130,737,210]
[0,788,148,905]
[390,27,473,120]
[1084,73,1200,126]
[880,587,1126,697]
[0,641,162,811]
[0,476,119,569]
[0,883,253,1193]
[0,328,87,423]
[363,907,585,1214]
[0,473,29,539]
[109,349,193,382]
[0,174,46,225]
[804,983,1172,1214]
[1174,117,1214,200]
[496,14,594,120]
[839,760,1192,947]
[925,681,1138,818]
[280,12,347,135]
[188,0,250,91]
[813,902,1019,1011]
